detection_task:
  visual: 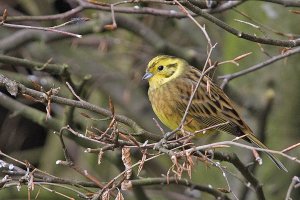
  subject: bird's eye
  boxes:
[158,65,164,71]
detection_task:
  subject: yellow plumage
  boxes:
[143,55,287,172]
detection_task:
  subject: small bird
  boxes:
[143,55,287,172]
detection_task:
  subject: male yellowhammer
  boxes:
[143,55,287,172]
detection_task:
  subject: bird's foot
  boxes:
[154,132,172,150]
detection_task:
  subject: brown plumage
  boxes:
[143,55,287,172]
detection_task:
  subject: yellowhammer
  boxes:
[143,55,287,172]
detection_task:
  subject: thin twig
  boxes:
[285,176,300,200]
[185,1,300,47]
[91,153,163,200]
[185,140,300,164]
[1,22,82,38]
[219,46,300,88]
[281,143,300,153]
[66,81,83,101]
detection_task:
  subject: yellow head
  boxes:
[143,55,188,89]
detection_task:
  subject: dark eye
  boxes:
[158,65,164,71]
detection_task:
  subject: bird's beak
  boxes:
[142,72,153,80]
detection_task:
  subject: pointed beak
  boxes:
[142,72,153,80]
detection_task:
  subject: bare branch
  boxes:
[219,46,300,88]
[185,1,300,47]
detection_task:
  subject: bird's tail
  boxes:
[246,132,288,172]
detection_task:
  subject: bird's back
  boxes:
[149,66,253,138]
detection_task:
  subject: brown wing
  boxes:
[177,68,250,138]
[175,67,289,171]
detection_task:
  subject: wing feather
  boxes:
[177,68,248,136]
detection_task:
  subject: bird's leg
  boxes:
[154,130,179,150]
[164,131,175,140]
[202,149,215,160]
[153,133,170,150]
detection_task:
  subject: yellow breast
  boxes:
[148,82,207,133]
[148,85,180,130]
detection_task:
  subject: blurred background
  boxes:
[0,0,299,199]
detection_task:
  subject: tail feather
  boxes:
[246,133,288,172]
